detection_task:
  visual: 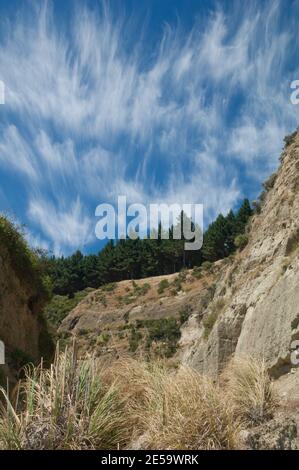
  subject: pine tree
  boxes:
[235,199,253,235]
[47,200,253,296]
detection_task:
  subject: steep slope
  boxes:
[0,217,52,373]
[58,265,224,361]
[182,133,299,378]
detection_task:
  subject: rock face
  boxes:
[0,243,45,362]
[183,134,299,377]
[240,415,298,450]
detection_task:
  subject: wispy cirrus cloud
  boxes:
[28,196,93,255]
[0,0,298,254]
[0,125,38,179]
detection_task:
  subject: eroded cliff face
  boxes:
[182,134,299,378]
[0,243,45,362]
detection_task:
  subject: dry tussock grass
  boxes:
[0,347,276,450]
[222,357,277,425]
[140,366,239,450]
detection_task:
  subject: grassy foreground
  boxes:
[0,346,276,450]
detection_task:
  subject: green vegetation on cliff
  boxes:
[0,216,51,302]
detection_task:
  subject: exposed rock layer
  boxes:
[183,136,299,377]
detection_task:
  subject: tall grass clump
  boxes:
[0,352,276,450]
[140,366,240,450]
[0,344,128,450]
[223,357,277,425]
[101,359,240,449]
[101,358,167,439]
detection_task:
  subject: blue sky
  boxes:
[0,0,298,255]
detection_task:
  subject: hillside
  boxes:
[57,265,222,361]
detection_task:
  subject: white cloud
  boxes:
[28,197,93,255]
[0,125,37,179]
[229,121,286,167]
[0,0,298,252]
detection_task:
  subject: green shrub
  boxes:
[284,129,298,148]
[171,273,186,293]
[129,328,142,352]
[157,279,169,294]
[201,261,212,271]
[101,282,116,292]
[177,270,187,283]
[234,234,249,251]
[192,266,202,279]
[121,294,136,305]
[143,317,181,357]
[179,267,188,277]
[133,282,150,296]
[97,332,110,346]
[77,328,89,336]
